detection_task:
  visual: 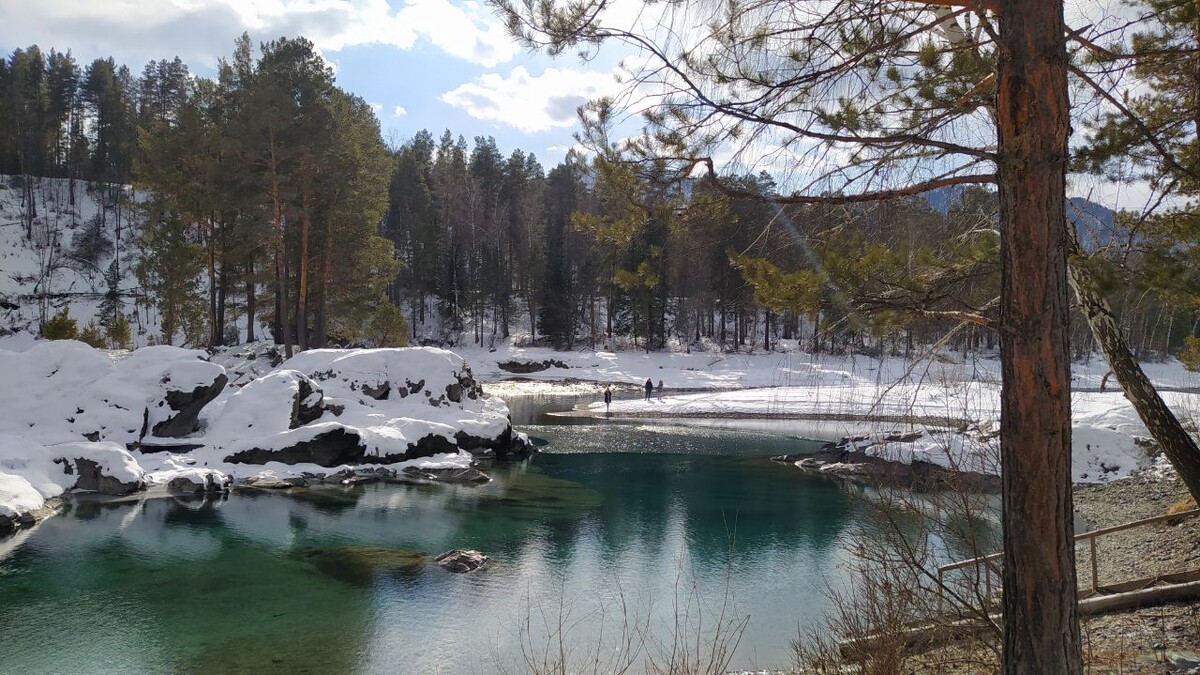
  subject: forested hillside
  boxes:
[2,38,1198,360]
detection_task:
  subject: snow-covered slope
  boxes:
[0,176,154,348]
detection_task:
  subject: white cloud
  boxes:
[392,105,409,117]
[369,101,384,116]
[440,66,622,133]
[0,0,520,68]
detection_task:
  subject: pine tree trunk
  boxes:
[996,1,1081,673]
[246,253,256,343]
[1068,230,1200,501]
[296,186,311,352]
[207,216,219,347]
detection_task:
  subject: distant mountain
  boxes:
[923,185,971,216]
[922,187,1119,250]
[1067,197,1119,250]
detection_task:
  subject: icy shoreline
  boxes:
[464,343,1198,488]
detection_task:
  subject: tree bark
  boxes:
[1067,229,1200,502]
[996,1,1081,673]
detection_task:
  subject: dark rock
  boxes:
[497,359,568,374]
[435,549,488,573]
[293,375,326,427]
[406,379,425,395]
[70,457,145,495]
[225,427,366,467]
[401,466,491,484]
[150,372,229,438]
[132,441,206,454]
[360,381,390,400]
[378,433,459,463]
[455,427,534,460]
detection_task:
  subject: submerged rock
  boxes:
[238,475,309,490]
[293,545,430,585]
[435,549,489,573]
[401,466,491,484]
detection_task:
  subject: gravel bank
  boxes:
[1073,466,1200,673]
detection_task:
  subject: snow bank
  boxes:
[0,472,44,519]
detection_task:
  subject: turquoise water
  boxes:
[0,410,897,674]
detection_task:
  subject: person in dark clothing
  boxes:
[644,378,654,401]
[603,385,612,414]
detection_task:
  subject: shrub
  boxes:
[1179,336,1200,372]
[78,321,107,349]
[41,306,78,340]
[106,314,132,350]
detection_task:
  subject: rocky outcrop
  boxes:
[781,430,1000,491]
[451,427,533,460]
[497,359,568,374]
[146,369,229,438]
[293,375,329,427]
[224,427,366,467]
[67,457,146,495]
[0,497,63,537]
[435,549,489,573]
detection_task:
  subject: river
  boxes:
[0,388,986,674]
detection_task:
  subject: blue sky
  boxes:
[0,0,632,166]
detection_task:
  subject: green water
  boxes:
[0,415,890,674]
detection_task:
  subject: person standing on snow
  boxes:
[644,378,653,401]
[657,379,664,398]
[603,385,612,414]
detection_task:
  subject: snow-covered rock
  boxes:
[143,359,228,438]
[0,342,528,535]
[53,441,147,495]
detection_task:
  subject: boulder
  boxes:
[435,549,489,573]
[166,469,232,494]
[224,426,366,467]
